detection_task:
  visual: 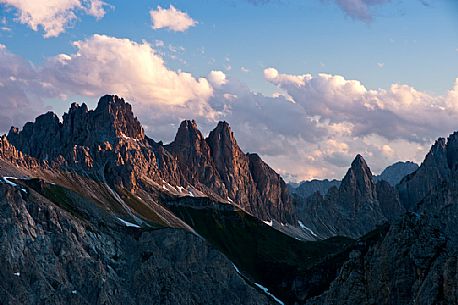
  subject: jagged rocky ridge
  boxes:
[7,95,293,224]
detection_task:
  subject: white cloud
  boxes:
[241,66,250,73]
[150,5,197,32]
[43,34,213,107]
[0,0,109,38]
[208,70,227,87]
[265,67,458,143]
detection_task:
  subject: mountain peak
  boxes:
[211,121,233,138]
[95,94,128,112]
[93,95,144,141]
[206,121,241,161]
[340,154,376,204]
[169,120,208,156]
[207,121,237,148]
[173,120,201,143]
[351,154,367,168]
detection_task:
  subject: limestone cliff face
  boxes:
[248,153,293,222]
[206,121,255,206]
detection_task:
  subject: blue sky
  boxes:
[0,0,457,181]
[1,0,457,95]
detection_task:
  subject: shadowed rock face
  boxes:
[302,131,458,305]
[304,213,455,305]
[397,137,450,211]
[296,155,404,239]
[397,132,458,242]
[0,181,274,305]
[7,95,295,223]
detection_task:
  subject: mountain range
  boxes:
[1,95,457,305]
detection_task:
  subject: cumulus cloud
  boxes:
[150,5,197,32]
[265,67,458,143]
[208,71,228,87]
[0,0,109,38]
[43,34,213,107]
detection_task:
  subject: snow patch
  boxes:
[119,132,138,142]
[116,217,141,228]
[2,177,18,187]
[254,283,285,305]
[263,220,273,227]
[232,263,241,274]
[298,221,318,237]
[1,177,27,193]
